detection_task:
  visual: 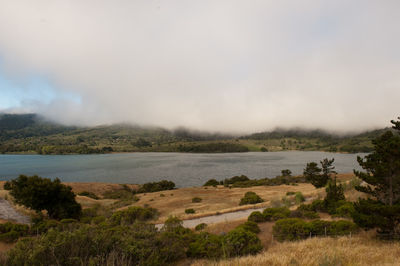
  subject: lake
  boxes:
[0,151,367,187]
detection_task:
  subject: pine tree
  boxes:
[353,118,400,237]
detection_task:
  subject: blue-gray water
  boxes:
[0,152,366,187]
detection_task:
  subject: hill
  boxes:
[0,113,386,154]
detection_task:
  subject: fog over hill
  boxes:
[0,1,399,133]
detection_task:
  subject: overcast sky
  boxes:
[0,0,399,133]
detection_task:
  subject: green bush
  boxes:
[224,175,250,186]
[187,232,223,259]
[334,202,355,218]
[298,199,326,213]
[195,223,207,231]
[239,192,264,205]
[192,197,202,203]
[203,179,219,187]
[286,191,296,196]
[295,192,305,204]
[110,206,158,225]
[248,211,266,223]
[185,208,195,214]
[0,223,30,243]
[4,175,81,220]
[273,218,358,241]
[273,218,311,241]
[137,180,176,193]
[31,219,60,234]
[236,221,261,234]
[223,227,263,257]
[263,207,290,221]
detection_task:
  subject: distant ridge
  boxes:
[0,113,385,154]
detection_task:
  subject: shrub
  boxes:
[248,211,266,223]
[263,207,290,221]
[4,175,81,220]
[298,199,326,213]
[239,192,264,205]
[236,221,261,234]
[110,206,158,225]
[286,191,296,196]
[334,202,355,218]
[295,192,305,204]
[223,227,263,257]
[203,179,219,187]
[185,208,195,214]
[187,232,223,259]
[273,218,358,241]
[224,175,250,186]
[289,210,319,220]
[77,191,99,200]
[137,180,175,193]
[0,223,30,243]
[192,197,202,203]
[195,223,207,231]
[273,218,311,241]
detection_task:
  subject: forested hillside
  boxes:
[0,113,384,154]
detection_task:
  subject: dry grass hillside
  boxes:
[0,173,357,223]
[192,232,400,266]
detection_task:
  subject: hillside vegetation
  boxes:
[0,113,383,154]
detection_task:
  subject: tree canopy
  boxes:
[353,118,400,236]
[303,158,336,188]
[4,175,82,220]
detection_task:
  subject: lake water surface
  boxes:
[0,152,366,187]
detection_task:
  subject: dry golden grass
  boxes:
[204,218,247,235]
[0,173,359,224]
[127,182,322,223]
[192,232,400,266]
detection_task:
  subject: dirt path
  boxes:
[0,199,30,224]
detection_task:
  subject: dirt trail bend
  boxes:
[0,198,30,224]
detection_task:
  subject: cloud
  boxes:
[0,0,399,133]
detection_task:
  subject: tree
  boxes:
[303,158,337,188]
[281,169,292,177]
[353,118,400,236]
[303,158,344,212]
[4,175,81,220]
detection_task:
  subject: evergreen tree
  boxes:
[303,158,336,188]
[353,118,400,237]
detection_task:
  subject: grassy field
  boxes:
[191,232,400,266]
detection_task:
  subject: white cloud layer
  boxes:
[0,0,399,133]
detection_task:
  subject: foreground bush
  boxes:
[239,192,264,205]
[4,175,81,220]
[273,218,358,241]
[2,214,264,265]
[0,223,29,243]
[224,227,263,257]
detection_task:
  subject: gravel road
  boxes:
[0,198,30,224]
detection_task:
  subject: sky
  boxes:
[0,0,399,133]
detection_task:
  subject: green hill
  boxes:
[0,113,385,154]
